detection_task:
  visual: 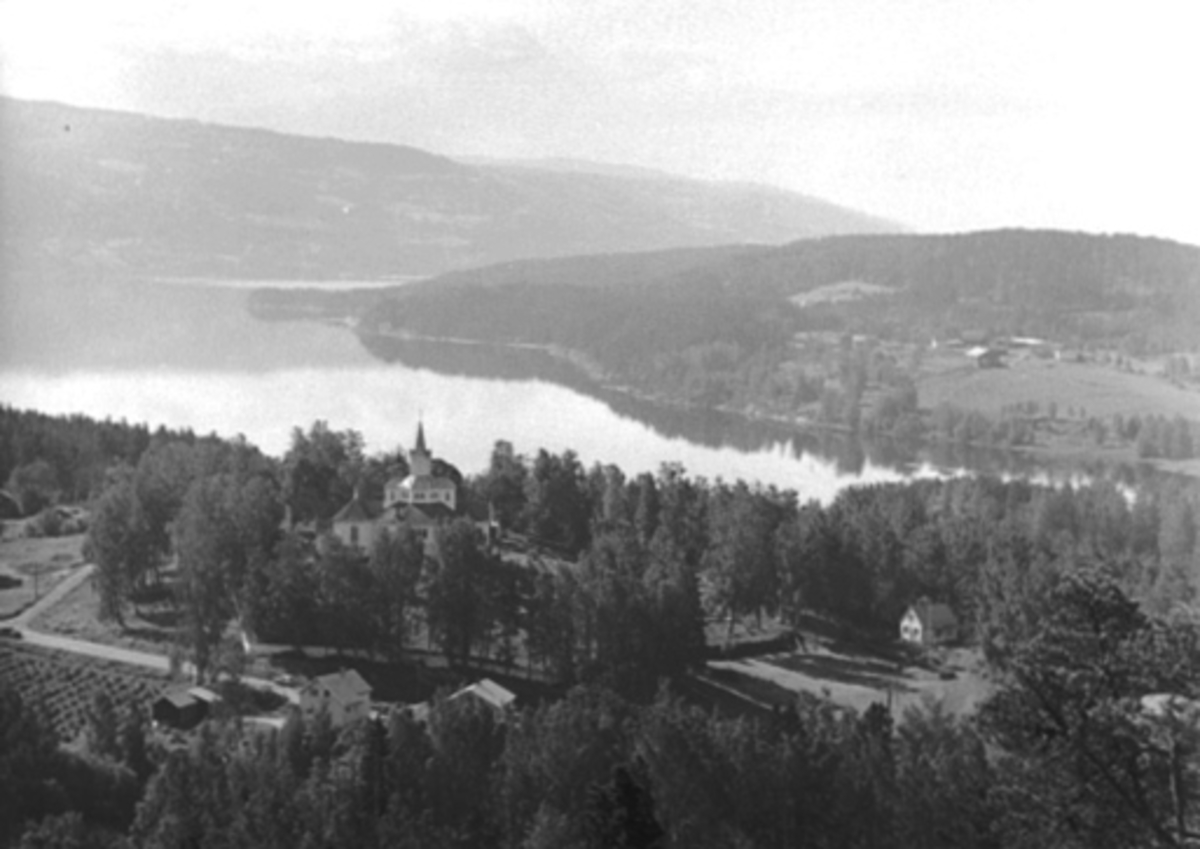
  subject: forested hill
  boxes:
[367,228,1200,358]
[347,229,1200,421]
[0,97,896,282]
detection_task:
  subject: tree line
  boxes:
[81,411,1200,695]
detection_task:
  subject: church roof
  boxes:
[395,502,457,525]
[415,421,428,454]
[403,473,455,492]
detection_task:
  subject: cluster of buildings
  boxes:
[327,422,494,553]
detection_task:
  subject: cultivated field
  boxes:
[0,532,87,619]
[0,641,170,741]
[919,356,1200,422]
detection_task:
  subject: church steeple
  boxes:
[410,419,432,478]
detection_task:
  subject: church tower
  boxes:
[410,421,433,477]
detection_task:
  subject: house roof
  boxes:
[310,669,372,703]
[332,493,381,524]
[187,687,222,704]
[908,600,958,630]
[395,502,457,525]
[157,688,199,709]
[451,678,516,711]
[403,474,455,492]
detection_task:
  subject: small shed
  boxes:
[900,599,959,647]
[966,346,1006,369]
[152,687,220,730]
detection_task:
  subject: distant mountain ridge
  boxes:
[0,97,900,282]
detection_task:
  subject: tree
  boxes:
[6,459,59,516]
[87,469,154,626]
[523,449,592,556]
[980,571,1200,848]
[423,520,492,664]
[281,421,364,524]
[367,527,425,659]
[477,440,527,530]
[174,472,281,681]
[83,691,121,763]
[0,687,64,846]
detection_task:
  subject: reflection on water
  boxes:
[0,279,1157,499]
[355,333,1153,489]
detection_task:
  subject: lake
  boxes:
[0,280,1144,501]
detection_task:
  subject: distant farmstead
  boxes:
[900,599,959,646]
[966,346,1006,369]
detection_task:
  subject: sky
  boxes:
[2,0,1198,243]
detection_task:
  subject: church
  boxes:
[330,423,480,552]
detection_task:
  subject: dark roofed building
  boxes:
[152,686,223,730]
[900,599,959,646]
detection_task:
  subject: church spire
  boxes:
[415,419,428,455]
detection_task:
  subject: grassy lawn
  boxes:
[0,532,87,619]
[31,573,182,656]
[709,630,993,717]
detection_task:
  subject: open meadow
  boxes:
[0,530,87,619]
[31,573,181,657]
[919,355,1200,422]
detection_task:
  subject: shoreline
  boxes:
[360,328,1199,482]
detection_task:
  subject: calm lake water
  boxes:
[0,280,1142,501]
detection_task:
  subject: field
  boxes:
[0,640,170,741]
[31,573,180,656]
[0,531,87,619]
[705,623,992,718]
[919,356,1200,422]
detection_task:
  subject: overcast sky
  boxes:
[2,0,1197,243]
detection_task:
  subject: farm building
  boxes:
[899,599,959,647]
[450,678,517,717]
[966,346,1007,369]
[152,686,222,730]
[300,669,372,726]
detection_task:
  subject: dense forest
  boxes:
[6,407,1200,846]
[4,569,1200,848]
[0,406,230,516]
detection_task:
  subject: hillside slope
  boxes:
[0,97,898,281]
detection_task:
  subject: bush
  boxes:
[23,509,63,539]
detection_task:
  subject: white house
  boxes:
[899,599,959,647]
[330,485,382,551]
[300,669,372,726]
